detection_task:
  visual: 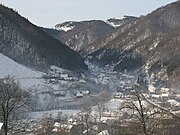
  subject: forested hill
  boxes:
[0,4,87,72]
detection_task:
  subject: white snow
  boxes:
[26,109,80,119]
[0,53,44,88]
[53,122,61,127]
[105,21,121,28]
[105,99,124,111]
[105,16,127,28]
[55,25,74,32]
[148,84,156,93]
[111,16,127,20]
[149,40,160,50]
[98,130,109,135]
[0,122,3,129]
[167,99,180,106]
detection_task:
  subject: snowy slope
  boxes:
[105,16,127,27]
[0,53,45,88]
[54,21,77,32]
[56,25,75,32]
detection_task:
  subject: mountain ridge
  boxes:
[45,16,138,56]
[85,1,180,86]
[0,4,87,72]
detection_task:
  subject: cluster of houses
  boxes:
[75,90,90,98]
[146,85,180,110]
[25,116,110,135]
[47,65,79,83]
[113,82,180,112]
[52,118,76,133]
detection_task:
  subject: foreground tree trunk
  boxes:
[0,76,30,135]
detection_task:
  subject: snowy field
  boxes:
[25,109,80,120]
[0,53,44,88]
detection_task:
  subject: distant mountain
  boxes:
[105,16,138,28]
[0,4,87,72]
[54,16,138,32]
[85,1,180,86]
[43,16,138,56]
[55,21,83,32]
[53,20,115,56]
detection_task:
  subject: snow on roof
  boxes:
[52,128,58,132]
[0,123,3,129]
[72,121,77,125]
[160,88,170,92]
[68,118,74,122]
[76,92,83,97]
[98,130,109,135]
[151,94,161,98]
[148,84,156,93]
[50,65,67,73]
[67,125,73,129]
[53,122,61,127]
[79,79,86,83]
[167,99,179,106]
[161,93,169,97]
[81,90,90,95]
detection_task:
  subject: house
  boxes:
[161,93,169,98]
[115,92,124,98]
[80,90,90,95]
[79,79,86,83]
[160,87,170,93]
[167,99,180,107]
[52,122,73,133]
[102,112,111,117]
[52,90,66,97]
[82,125,98,135]
[61,74,69,78]
[151,94,161,98]
[148,84,156,93]
[75,92,83,98]
[176,94,180,98]
[98,130,109,135]
[68,118,77,125]
[0,122,3,130]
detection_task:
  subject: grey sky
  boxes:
[0,0,176,27]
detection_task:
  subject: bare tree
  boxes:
[120,86,164,135]
[38,114,54,135]
[97,103,105,122]
[78,108,92,135]
[0,76,30,135]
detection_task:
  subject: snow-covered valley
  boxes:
[0,52,138,113]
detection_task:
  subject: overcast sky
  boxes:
[0,0,176,27]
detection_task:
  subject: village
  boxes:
[3,82,178,135]
[0,65,179,135]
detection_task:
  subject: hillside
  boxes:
[85,1,180,86]
[0,53,43,88]
[0,4,87,72]
[54,20,115,56]
[42,16,138,57]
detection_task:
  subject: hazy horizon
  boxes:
[0,0,176,27]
